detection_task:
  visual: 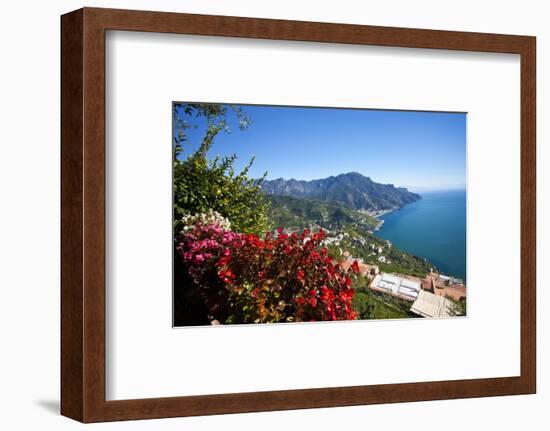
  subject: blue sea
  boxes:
[376,190,467,281]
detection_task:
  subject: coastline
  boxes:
[363,207,399,231]
[373,208,398,219]
[368,196,423,232]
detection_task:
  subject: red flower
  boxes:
[307,289,318,307]
[320,285,334,303]
[217,269,235,280]
[297,269,305,281]
[216,256,231,267]
[351,260,360,274]
[325,263,335,279]
[308,297,318,308]
[339,288,354,302]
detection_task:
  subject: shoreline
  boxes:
[364,207,399,232]
[369,197,423,231]
[373,208,398,219]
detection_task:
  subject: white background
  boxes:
[106,32,520,400]
[0,0,547,430]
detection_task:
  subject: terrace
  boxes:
[370,272,422,301]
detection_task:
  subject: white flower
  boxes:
[181,209,231,232]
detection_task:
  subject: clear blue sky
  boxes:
[176,104,466,192]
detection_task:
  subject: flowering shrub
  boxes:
[176,221,359,324]
[173,104,271,236]
[180,209,232,233]
[175,221,242,322]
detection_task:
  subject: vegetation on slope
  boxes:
[267,194,379,232]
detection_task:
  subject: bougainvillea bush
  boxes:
[176,218,359,325]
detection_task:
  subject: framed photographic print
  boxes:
[61,7,536,422]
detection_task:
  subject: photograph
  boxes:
[172,102,467,326]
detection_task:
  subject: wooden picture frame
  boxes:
[61,7,536,423]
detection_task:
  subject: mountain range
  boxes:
[261,172,420,211]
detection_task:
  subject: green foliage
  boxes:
[173,102,251,157]
[173,103,270,235]
[448,297,467,316]
[368,294,413,319]
[352,291,375,320]
[351,280,414,320]
[377,262,429,279]
[268,195,378,231]
[352,289,414,320]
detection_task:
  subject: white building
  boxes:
[370,272,421,300]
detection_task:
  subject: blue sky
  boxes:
[175,104,466,192]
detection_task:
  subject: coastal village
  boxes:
[343,257,466,318]
[324,230,466,318]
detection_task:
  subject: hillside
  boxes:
[267,195,379,232]
[266,194,435,278]
[261,172,420,211]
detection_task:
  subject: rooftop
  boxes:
[410,290,454,318]
[370,272,421,301]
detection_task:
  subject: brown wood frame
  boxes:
[61,7,536,423]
